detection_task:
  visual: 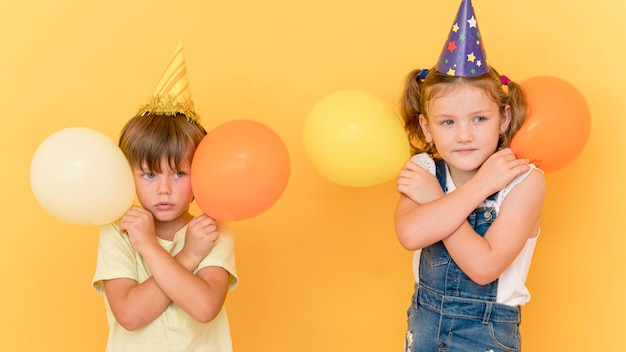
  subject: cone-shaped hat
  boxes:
[435,0,488,77]
[137,42,199,122]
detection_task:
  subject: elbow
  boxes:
[395,225,422,251]
[397,235,420,251]
[115,313,148,332]
[191,304,221,324]
[109,303,157,331]
[188,294,224,323]
[465,269,499,286]
[121,322,143,332]
[470,276,495,286]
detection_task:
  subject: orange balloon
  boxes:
[191,120,290,222]
[511,76,591,173]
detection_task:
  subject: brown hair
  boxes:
[400,66,527,156]
[118,113,207,172]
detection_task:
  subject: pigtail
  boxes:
[401,69,429,154]
[500,79,528,148]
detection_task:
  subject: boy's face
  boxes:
[132,157,194,226]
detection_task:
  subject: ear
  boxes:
[418,114,433,143]
[499,105,512,135]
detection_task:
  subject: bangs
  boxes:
[133,136,193,173]
[422,75,502,118]
[119,113,206,173]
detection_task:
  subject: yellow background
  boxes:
[1,0,623,351]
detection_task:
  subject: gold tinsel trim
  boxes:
[136,94,199,123]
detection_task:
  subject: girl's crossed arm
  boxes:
[395,149,541,285]
[395,160,494,250]
[442,169,545,285]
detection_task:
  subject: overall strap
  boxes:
[434,158,447,193]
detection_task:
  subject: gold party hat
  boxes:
[137,42,199,122]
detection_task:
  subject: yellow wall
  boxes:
[1,0,623,351]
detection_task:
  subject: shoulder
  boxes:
[526,167,546,188]
[208,230,235,258]
[100,220,121,235]
[498,166,545,203]
[215,223,235,249]
[514,166,546,196]
[98,221,134,251]
[410,152,436,175]
[497,166,546,214]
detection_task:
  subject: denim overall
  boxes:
[405,159,521,352]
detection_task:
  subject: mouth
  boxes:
[155,202,175,211]
[454,148,477,154]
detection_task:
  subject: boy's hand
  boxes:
[183,214,220,265]
[119,205,158,253]
[397,160,444,205]
[474,148,530,195]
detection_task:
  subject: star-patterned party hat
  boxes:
[435,0,488,77]
[136,42,199,122]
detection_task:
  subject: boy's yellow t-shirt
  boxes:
[92,222,238,352]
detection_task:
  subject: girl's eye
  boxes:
[474,116,487,122]
[441,120,454,126]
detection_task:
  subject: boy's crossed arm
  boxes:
[105,211,228,331]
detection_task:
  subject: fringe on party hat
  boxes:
[136,42,199,122]
[435,0,488,77]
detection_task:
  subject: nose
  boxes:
[157,176,172,195]
[456,123,473,143]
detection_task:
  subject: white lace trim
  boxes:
[411,153,436,175]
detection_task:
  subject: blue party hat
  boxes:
[435,0,488,76]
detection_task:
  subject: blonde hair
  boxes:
[400,66,527,156]
[118,113,207,172]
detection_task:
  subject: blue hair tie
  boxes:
[418,69,430,80]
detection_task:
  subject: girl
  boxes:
[395,2,545,350]
[395,65,545,351]
[395,64,545,351]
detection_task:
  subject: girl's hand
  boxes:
[183,214,220,265]
[474,148,530,195]
[397,160,444,204]
[119,206,158,254]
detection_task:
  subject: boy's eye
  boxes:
[173,171,186,178]
[142,172,155,179]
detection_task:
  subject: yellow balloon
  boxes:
[303,89,410,187]
[30,127,136,226]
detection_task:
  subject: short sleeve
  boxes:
[92,222,138,295]
[196,225,239,290]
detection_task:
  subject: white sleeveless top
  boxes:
[410,153,541,306]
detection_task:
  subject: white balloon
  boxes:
[30,127,136,226]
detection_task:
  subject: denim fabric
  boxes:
[405,159,521,352]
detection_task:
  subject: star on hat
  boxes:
[435,0,488,77]
[136,42,199,122]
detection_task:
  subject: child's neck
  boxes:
[448,167,477,188]
[154,212,193,241]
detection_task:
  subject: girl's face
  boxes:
[419,83,510,184]
[132,157,194,229]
